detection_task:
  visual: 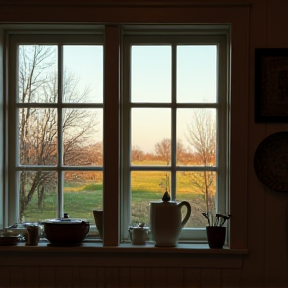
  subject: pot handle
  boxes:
[178,201,192,228]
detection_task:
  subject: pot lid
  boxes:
[42,218,89,224]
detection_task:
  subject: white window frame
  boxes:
[2,24,231,245]
[6,26,104,225]
[121,25,230,242]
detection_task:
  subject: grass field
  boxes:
[22,170,211,228]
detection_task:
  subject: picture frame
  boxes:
[255,48,288,123]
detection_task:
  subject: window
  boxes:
[7,30,104,226]
[121,27,229,241]
[5,25,230,243]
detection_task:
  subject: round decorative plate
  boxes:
[254,131,288,192]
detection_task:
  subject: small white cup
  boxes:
[132,227,146,245]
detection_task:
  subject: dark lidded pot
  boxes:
[42,217,90,246]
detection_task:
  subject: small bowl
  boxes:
[0,235,20,246]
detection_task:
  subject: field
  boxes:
[22,169,210,228]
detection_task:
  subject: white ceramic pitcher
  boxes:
[149,193,191,247]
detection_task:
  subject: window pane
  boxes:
[177,45,217,103]
[131,46,171,103]
[177,108,216,166]
[63,45,103,103]
[63,108,103,166]
[19,108,58,165]
[176,171,216,228]
[18,45,58,103]
[64,171,103,223]
[19,171,57,223]
[131,171,170,226]
[131,108,171,165]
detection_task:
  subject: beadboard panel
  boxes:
[0,266,242,288]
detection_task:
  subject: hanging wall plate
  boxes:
[254,131,288,192]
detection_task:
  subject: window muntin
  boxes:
[8,33,104,225]
[122,31,228,241]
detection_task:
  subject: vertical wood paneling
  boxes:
[118,268,130,288]
[55,267,73,288]
[104,267,119,288]
[9,267,24,288]
[242,0,268,287]
[71,267,79,288]
[129,268,146,288]
[222,269,241,288]
[265,125,288,288]
[183,268,201,288]
[167,268,184,288]
[202,269,221,288]
[24,267,40,288]
[0,267,10,288]
[97,267,105,288]
[265,0,288,287]
[40,267,56,288]
[78,267,97,288]
[147,267,167,288]
[267,0,288,47]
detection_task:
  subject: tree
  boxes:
[185,109,216,212]
[18,45,99,221]
[131,145,144,162]
[154,138,171,165]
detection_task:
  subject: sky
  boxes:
[27,44,217,153]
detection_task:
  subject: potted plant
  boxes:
[202,212,231,249]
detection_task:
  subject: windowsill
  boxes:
[0,239,248,269]
[0,240,248,254]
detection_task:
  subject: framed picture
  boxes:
[255,48,288,123]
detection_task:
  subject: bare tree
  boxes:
[185,109,216,212]
[154,138,171,165]
[18,45,99,220]
[131,145,144,163]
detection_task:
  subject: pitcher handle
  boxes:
[178,201,192,228]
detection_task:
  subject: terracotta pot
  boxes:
[42,218,89,246]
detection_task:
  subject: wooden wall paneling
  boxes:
[129,267,146,288]
[118,267,130,288]
[39,267,56,288]
[167,267,184,288]
[9,266,24,288]
[104,267,120,288]
[24,266,40,288]
[265,1,288,287]
[78,267,97,288]
[264,124,288,288]
[241,0,268,286]
[97,267,105,288]
[222,269,241,288]
[267,0,288,47]
[265,188,288,287]
[183,268,201,288]
[72,267,80,288]
[55,267,73,288]
[147,267,167,288]
[201,269,221,288]
[0,267,10,288]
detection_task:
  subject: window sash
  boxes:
[7,32,104,224]
[121,28,229,241]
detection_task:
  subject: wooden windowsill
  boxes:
[0,240,248,268]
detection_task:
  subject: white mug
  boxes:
[132,227,146,245]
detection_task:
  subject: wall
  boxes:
[1,0,288,287]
